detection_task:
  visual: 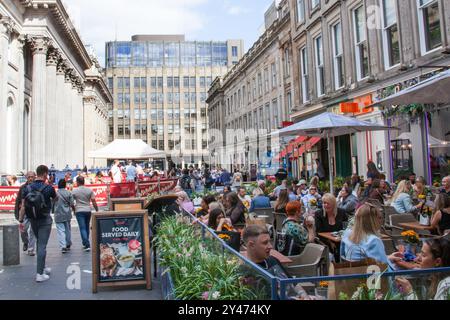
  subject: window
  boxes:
[118,77,123,89]
[150,77,157,88]
[206,77,212,87]
[353,6,369,80]
[117,93,123,105]
[272,99,279,129]
[151,110,157,120]
[142,125,147,135]
[190,77,196,88]
[200,92,207,103]
[271,63,277,88]
[159,140,164,150]
[382,0,400,68]
[124,78,130,89]
[287,92,293,113]
[265,103,271,130]
[184,93,190,104]
[141,93,147,104]
[134,93,140,104]
[297,0,305,23]
[252,78,257,100]
[151,124,158,134]
[151,93,157,104]
[108,78,113,90]
[141,109,147,119]
[141,77,147,88]
[314,36,325,97]
[258,73,263,96]
[200,77,206,87]
[167,93,173,104]
[332,22,344,89]
[418,0,442,54]
[232,46,238,57]
[183,76,190,87]
[118,125,124,136]
[190,93,196,103]
[135,124,141,135]
[173,77,179,88]
[300,47,309,103]
[164,42,180,67]
[152,140,158,149]
[284,48,291,77]
[167,77,173,88]
[264,68,269,93]
[134,77,140,89]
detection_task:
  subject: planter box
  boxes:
[161,267,177,300]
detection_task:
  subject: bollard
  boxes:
[2,224,20,266]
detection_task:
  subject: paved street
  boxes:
[0,218,162,300]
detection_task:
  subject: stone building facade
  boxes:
[286,0,450,182]
[105,35,243,169]
[0,0,111,173]
[207,0,294,172]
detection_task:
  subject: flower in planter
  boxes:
[212,291,221,300]
[319,281,329,288]
[201,291,209,300]
[401,230,420,245]
[218,234,231,241]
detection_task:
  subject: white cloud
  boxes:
[62,0,209,66]
[227,5,248,15]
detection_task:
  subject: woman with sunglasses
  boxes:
[395,238,450,300]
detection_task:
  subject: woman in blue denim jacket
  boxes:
[390,180,422,214]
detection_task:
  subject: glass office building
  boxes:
[105,35,243,168]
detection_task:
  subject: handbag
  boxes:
[328,245,388,300]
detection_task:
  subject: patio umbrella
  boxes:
[275,112,396,194]
[371,69,450,106]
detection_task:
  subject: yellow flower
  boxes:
[418,194,426,200]
[218,234,231,241]
[319,281,329,288]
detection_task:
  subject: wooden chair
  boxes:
[286,243,326,278]
[389,213,431,236]
[383,206,399,228]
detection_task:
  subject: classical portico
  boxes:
[0,0,111,174]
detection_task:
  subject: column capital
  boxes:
[64,67,74,83]
[46,48,60,66]
[0,17,14,39]
[27,36,52,55]
[57,58,68,75]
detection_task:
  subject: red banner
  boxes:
[0,187,20,211]
[0,179,178,212]
[138,179,178,197]
[0,185,109,212]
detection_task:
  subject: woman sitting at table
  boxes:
[413,176,427,199]
[196,195,217,218]
[249,188,271,212]
[208,208,236,232]
[368,179,385,205]
[302,186,322,211]
[176,191,195,214]
[281,201,316,255]
[337,186,359,216]
[395,238,450,300]
[315,194,348,234]
[340,204,389,264]
[431,194,450,236]
[224,192,247,226]
[390,180,422,214]
[274,190,290,214]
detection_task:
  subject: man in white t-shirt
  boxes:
[110,160,122,183]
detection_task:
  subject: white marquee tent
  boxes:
[88,139,166,160]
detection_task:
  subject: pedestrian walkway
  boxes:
[0,224,162,300]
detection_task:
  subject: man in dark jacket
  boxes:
[220,169,231,186]
[14,171,36,254]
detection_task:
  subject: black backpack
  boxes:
[24,185,50,220]
[275,220,304,256]
[180,176,192,190]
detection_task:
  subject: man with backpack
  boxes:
[18,165,57,283]
[179,169,192,195]
[14,171,37,256]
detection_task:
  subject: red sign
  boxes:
[0,184,109,211]
[110,182,136,199]
[138,179,178,197]
[0,187,20,211]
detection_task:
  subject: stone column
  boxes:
[17,36,26,171]
[63,68,74,169]
[29,36,51,169]
[77,83,85,167]
[45,48,59,168]
[55,60,67,169]
[0,18,13,173]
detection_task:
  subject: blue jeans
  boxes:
[30,219,52,275]
[75,212,91,248]
[56,221,72,249]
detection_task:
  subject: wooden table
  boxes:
[398,222,435,232]
[318,232,392,244]
[240,250,293,265]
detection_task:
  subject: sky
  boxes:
[62,0,277,67]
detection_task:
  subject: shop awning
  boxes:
[277,136,309,160]
[292,137,322,159]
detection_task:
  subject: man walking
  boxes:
[14,171,37,256]
[110,159,122,183]
[19,165,56,282]
[72,176,98,252]
[125,160,137,182]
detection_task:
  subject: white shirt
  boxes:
[111,165,122,183]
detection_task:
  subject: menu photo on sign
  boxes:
[97,217,145,282]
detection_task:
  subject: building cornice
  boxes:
[19,0,92,70]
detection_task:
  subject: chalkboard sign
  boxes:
[91,211,151,293]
